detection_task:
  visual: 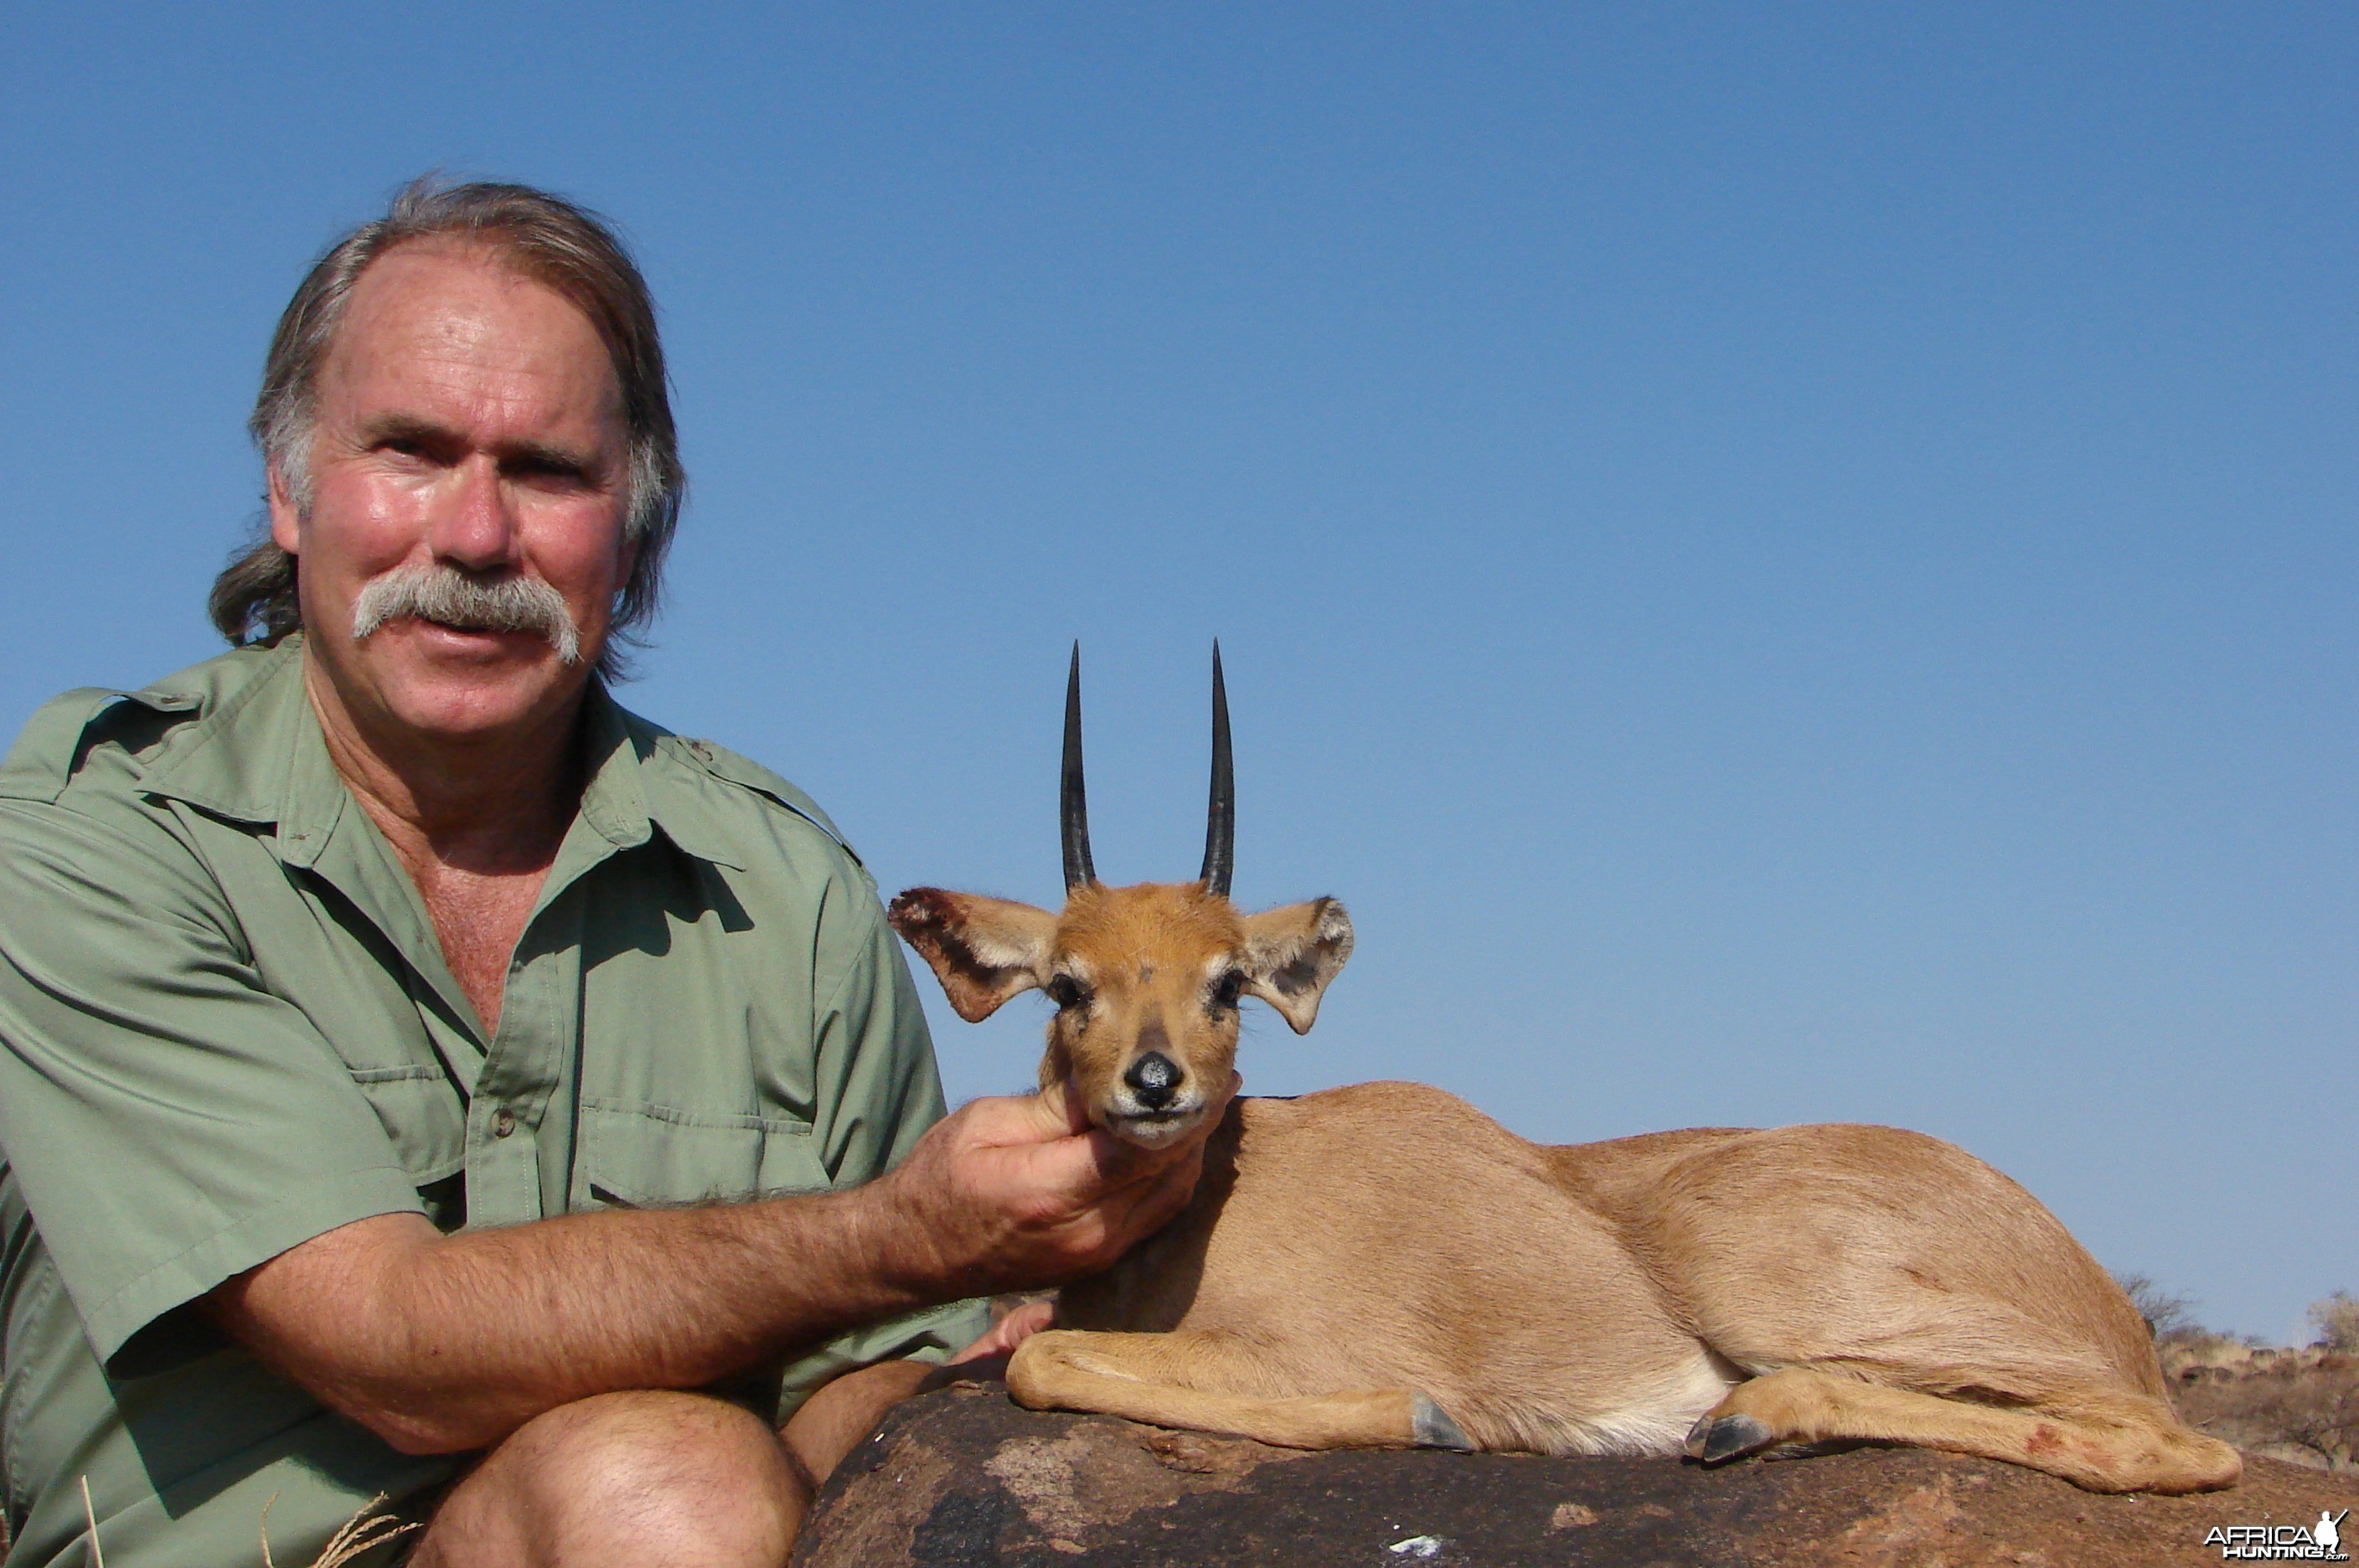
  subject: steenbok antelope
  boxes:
[885,648,2240,1495]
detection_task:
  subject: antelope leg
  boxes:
[1007,1328,1474,1452]
[1685,1366,2241,1494]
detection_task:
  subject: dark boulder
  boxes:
[795,1381,2359,1567]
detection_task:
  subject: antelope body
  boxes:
[887,650,2239,1494]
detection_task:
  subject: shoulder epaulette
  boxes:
[670,735,864,868]
[0,687,204,805]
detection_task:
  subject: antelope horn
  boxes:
[1200,641,1235,896]
[1061,642,1097,892]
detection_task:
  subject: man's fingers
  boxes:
[922,1082,1221,1288]
[991,1117,1185,1200]
[948,1090,1078,1148]
[1003,1298,1057,1339]
[948,1088,1205,1196]
[947,1298,1055,1364]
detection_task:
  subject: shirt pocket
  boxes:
[578,1098,831,1210]
[347,1065,467,1185]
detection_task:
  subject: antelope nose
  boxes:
[1124,1051,1183,1111]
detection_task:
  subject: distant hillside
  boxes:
[2124,1278,2358,1473]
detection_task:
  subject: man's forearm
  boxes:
[214,1181,944,1454]
[210,1086,1210,1456]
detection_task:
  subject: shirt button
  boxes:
[493,1109,517,1138]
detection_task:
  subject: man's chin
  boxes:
[316,622,598,744]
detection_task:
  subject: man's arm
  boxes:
[206,1081,1208,1454]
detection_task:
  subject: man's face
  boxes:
[271,240,634,747]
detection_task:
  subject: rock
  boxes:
[794,1382,2359,1567]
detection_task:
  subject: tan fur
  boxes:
[888,881,2240,1495]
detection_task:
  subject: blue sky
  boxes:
[3,4,2350,1342]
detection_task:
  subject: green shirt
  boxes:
[0,637,983,1568]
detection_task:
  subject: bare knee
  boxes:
[416,1391,807,1568]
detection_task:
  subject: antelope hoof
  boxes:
[1412,1394,1474,1451]
[1686,1411,1775,1465]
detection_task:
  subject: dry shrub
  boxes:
[2117,1272,2202,1342]
[2312,1292,2359,1354]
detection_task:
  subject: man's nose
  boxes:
[1123,1051,1184,1112]
[428,454,522,571]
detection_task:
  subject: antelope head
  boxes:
[890,646,1354,1149]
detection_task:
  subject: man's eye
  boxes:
[1046,976,1089,1010]
[512,457,591,484]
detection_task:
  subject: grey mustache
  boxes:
[349,565,581,666]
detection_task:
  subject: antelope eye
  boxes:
[1209,970,1246,1012]
[1046,975,1089,1010]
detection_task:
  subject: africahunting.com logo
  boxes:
[2204,1510,2349,1561]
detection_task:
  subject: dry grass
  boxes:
[49,1488,419,1568]
[260,1494,421,1568]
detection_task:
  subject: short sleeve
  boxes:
[810,889,952,1187]
[784,879,989,1410]
[0,792,426,1364]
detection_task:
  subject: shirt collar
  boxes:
[572,682,655,856]
[139,637,740,872]
[137,638,317,841]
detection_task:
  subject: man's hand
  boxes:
[947,1298,1056,1365]
[868,1076,1231,1298]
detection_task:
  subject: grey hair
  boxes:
[211,175,684,679]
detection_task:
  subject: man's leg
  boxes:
[778,1338,1037,1491]
[777,1359,935,1486]
[409,1391,806,1568]
[778,1297,1056,1492]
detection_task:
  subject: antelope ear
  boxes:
[887,888,1059,1022]
[1239,897,1354,1034]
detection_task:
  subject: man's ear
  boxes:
[266,462,303,554]
[887,888,1059,1023]
[1239,897,1354,1034]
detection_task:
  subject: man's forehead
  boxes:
[323,240,618,404]
[347,237,571,310]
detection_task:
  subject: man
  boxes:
[0,180,1210,1567]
